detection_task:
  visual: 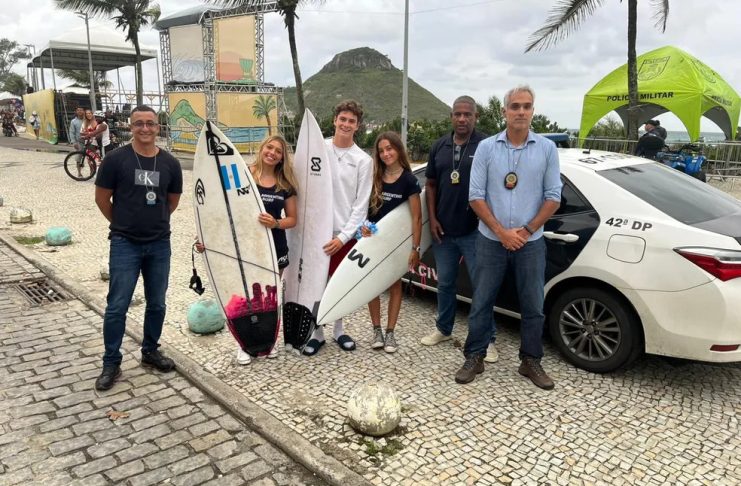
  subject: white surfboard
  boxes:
[283,109,333,350]
[316,190,432,325]
[193,121,281,357]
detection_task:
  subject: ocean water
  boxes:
[665,131,727,143]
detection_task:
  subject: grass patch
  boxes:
[359,437,405,457]
[14,235,44,245]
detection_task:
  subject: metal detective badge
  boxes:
[146,190,157,205]
[450,169,460,185]
[504,172,518,190]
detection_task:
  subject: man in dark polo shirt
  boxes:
[93,105,183,391]
[420,96,497,363]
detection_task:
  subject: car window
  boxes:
[555,177,592,215]
[599,163,741,224]
[413,166,427,186]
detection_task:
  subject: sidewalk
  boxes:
[0,238,347,485]
[1,146,740,485]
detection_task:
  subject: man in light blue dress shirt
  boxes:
[455,85,562,390]
[68,107,84,150]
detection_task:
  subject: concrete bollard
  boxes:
[346,382,402,436]
[10,207,32,224]
[45,227,73,246]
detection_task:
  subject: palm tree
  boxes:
[525,0,669,140]
[252,94,277,135]
[57,69,113,91]
[55,0,161,106]
[211,0,324,121]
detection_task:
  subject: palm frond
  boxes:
[525,0,607,52]
[54,0,115,17]
[650,0,669,32]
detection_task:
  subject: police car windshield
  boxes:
[599,163,741,225]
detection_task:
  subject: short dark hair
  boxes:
[452,95,477,113]
[131,105,157,116]
[334,100,364,123]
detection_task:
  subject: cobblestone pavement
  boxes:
[0,242,325,485]
[1,147,740,485]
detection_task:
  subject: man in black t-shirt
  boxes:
[420,96,497,362]
[93,105,183,391]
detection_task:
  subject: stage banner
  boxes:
[214,15,257,83]
[22,90,57,144]
[216,92,277,153]
[170,24,205,83]
[168,92,207,152]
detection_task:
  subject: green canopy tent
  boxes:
[579,46,740,145]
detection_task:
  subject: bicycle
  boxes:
[64,141,102,181]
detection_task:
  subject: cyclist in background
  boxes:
[82,110,112,157]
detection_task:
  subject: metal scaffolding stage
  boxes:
[156,3,286,151]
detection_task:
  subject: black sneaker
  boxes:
[141,349,175,372]
[454,355,485,384]
[95,365,121,391]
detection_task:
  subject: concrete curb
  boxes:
[0,232,371,486]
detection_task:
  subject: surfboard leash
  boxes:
[190,242,205,295]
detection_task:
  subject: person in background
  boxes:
[653,119,667,140]
[69,107,84,150]
[28,111,41,140]
[2,110,17,136]
[364,131,422,353]
[634,120,665,159]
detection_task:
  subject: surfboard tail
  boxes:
[226,311,279,357]
[282,301,317,352]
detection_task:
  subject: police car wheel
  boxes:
[549,287,642,373]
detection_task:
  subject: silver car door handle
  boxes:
[544,231,579,243]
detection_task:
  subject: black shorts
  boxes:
[277,248,289,270]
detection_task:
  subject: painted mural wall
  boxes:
[216,93,276,153]
[22,90,58,144]
[214,16,257,83]
[170,24,205,83]
[168,92,207,152]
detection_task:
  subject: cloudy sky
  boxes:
[3,0,740,132]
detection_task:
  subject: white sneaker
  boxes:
[484,342,499,363]
[420,329,452,346]
[267,346,279,359]
[236,348,252,365]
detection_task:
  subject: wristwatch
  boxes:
[523,224,534,235]
[412,245,421,252]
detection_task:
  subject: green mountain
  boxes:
[284,47,451,123]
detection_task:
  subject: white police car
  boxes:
[407,149,741,372]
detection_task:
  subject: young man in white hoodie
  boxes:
[302,100,374,355]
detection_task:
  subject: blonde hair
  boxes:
[253,135,298,194]
[82,109,97,132]
[369,131,412,215]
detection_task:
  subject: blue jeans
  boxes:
[103,236,171,366]
[464,234,546,359]
[431,231,477,336]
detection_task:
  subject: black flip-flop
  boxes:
[302,339,325,356]
[335,334,356,351]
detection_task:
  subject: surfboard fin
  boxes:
[282,302,317,352]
